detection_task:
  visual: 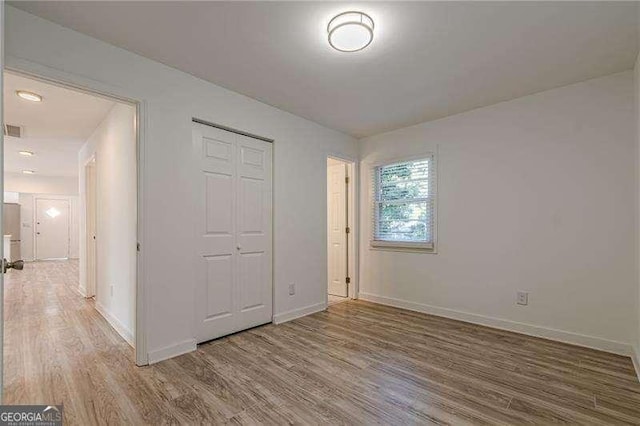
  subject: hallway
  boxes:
[3,260,137,423]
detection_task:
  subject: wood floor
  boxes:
[328,294,348,306]
[5,260,640,424]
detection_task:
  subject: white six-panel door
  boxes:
[193,122,273,343]
[327,162,348,297]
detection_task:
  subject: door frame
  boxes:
[326,154,358,304]
[84,155,97,297]
[2,61,149,366]
[34,197,71,260]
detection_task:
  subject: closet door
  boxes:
[235,134,273,331]
[193,122,272,343]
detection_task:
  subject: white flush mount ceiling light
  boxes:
[328,11,374,52]
[19,150,34,157]
[16,90,43,102]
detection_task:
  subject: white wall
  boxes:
[18,193,79,261]
[634,54,640,369]
[78,103,136,345]
[4,192,19,203]
[5,6,358,361]
[4,172,78,195]
[359,72,636,353]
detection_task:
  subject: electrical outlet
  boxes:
[517,291,528,306]
[288,283,295,296]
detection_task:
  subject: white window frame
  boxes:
[370,153,437,253]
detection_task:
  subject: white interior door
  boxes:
[193,122,273,343]
[327,161,348,297]
[36,199,70,260]
[86,161,97,297]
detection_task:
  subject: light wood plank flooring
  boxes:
[328,294,348,306]
[5,260,640,424]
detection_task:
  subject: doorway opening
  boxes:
[2,71,139,397]
[327,157,355,306]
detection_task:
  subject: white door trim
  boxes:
[4,58,149,366]
[326,154,358,303]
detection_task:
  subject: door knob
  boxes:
[3,259,24,273]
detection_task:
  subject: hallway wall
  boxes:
[78,103,137,345]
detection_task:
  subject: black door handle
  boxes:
[3,259,24,273]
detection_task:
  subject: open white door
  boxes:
[193,122,273,343]
[327,160,348,297]
[85,160,97,297]
[35,198,70,260]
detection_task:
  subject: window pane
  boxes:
[373,156,434,245]
[376,201,430,242]
[379,160,429,183]
[380,180,428,201]
[377,219,427,241]
[378,201,427,221]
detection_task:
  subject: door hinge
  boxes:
[346,276,351,284]
[345,226,350,234]
[137,242,141,252]
[345,176,350,184]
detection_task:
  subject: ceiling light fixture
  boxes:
[16,90,43,102]
[22,170,35,174]
[18,150,34,157]
[327,11,374,52]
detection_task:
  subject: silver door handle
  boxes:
[3,259,24,273]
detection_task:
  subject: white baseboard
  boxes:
[148,339,197,364]
[632,346,640,383]
[95,302,135,347]
[359,292,633,357]
[77,285,87,298]
[273,301,327,325]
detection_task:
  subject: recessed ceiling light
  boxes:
[22,170,35,174]
[16,90,43,102]
[327,11,374,52]
[18,150,34,157]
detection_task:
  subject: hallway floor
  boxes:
[4,260,640,424]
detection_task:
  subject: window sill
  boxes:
[369,241,436,254]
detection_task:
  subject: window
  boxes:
[371,155,436,250]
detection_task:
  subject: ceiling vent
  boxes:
[3,124,22,138]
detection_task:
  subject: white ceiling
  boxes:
[11,1,638,137]
[4,72,115,176]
